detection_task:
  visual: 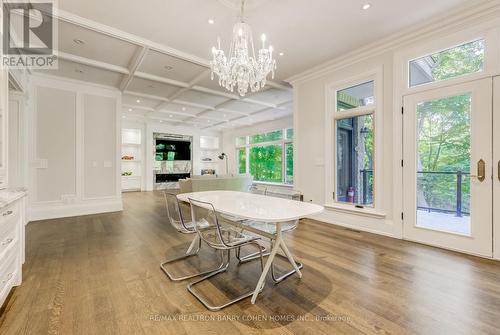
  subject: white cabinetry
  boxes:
[121,129,142,191]
[0,190,26,308]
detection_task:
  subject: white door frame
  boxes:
[493,77,500,260]
[403,78,493,257]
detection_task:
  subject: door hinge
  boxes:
[401,160,404,167]
[401,212,404,220]
[401,106,404,114]
[332,192,335,200]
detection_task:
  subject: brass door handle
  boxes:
[477,159,485,182]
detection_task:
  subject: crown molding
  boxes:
[287,0,500,85]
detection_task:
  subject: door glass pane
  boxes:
[337,81,374,111]
[286,128,294,139]
[249,145,282,183]
[335,114,374,206]
[285,143,293,184]
[416,94,471,235]
[409,39,485,88]
[237,148,246,174]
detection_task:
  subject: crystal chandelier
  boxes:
[210,0,276,97]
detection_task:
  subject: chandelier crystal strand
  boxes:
[210,0,276,96]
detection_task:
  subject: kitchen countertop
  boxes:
[0,187,27,210]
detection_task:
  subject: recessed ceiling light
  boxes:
[182,107,186,111]
[164,66,173,71]
[160,120,163,123]
[73,39,85,45]
[279,52,284,56]
[208,19,215,25]
[207,120,211,123]
[128,108,132,112]
[361,3,371,10]
[136,99,141,103]
[169,114,173,118]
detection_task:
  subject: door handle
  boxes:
[498,161,500,181]
[477,159,486,182]
[469,159,486,182]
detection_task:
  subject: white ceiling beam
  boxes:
[156,69,211,111]
[120,46,149,91]
[191,85,240,100]
[123,104,155,112]
[123,90,170,102]
[57,51,130,74]
[135,71,189,88]
[172,99,216,111]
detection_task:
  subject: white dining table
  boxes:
[177,190,324,304]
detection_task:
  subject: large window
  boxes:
[236,128,293,185]
[334,80,375,207]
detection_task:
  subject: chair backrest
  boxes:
[164,192,192,233]
[188,198,228,248]
[248,184,267,195]
[265,187,302,201]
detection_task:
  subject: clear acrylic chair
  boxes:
[160,192,225,281]
[236,188,304,283]
[186,198,265,311]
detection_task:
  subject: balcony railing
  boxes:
[417,171,470,217]
[359,170,470,217]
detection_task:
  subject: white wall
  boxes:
[221,116,293,174]
[27,74,122,220]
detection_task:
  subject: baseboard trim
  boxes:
[308,210,397,238]
[29,198,123,221]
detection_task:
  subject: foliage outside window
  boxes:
[236,128,293,185]
[409,39,485,87]
[334,80,375,207]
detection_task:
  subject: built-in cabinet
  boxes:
[121,128,143,192]
[200,135,220,174]
[0,69,27,309]
[0,191,27,308]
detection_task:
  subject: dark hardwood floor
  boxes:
[0,191,499,335]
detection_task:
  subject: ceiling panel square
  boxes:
[176,90,229,107]
[247,88,293,105]
[138,50,208,83]
[127,77,179,98]
[35,59,122,87]
[122,94,159,108]
[59,21,138,68]
[220,100,266,114]
[158,103,204,115]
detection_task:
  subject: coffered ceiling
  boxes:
[33,0,476,130]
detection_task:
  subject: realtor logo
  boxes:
[2,0,58,69]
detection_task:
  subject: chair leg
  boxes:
[236,243,268,263]
[187,243,264,311]
[160,239,225,281]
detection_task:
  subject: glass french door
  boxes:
[403,78,493,257]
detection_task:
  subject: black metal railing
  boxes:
[417,171,470,217]
[358,170,470,216]
[360,169,373,205]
